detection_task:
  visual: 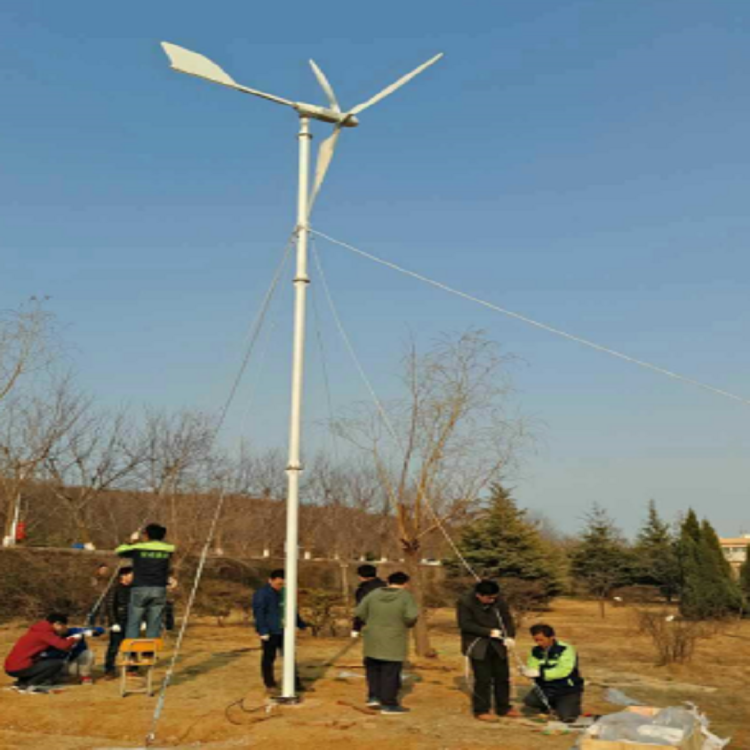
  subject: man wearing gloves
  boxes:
[354,571,418,715]
[521,623,584,723]
[252,569,307,694]
[40,624,105,684]
[4,613,82,692]
[456,579,517,722]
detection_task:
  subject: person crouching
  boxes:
[4,613,82,693]
[521,623,584,723]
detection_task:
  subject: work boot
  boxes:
[475,713,498,723]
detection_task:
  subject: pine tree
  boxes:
[448,484,563,601]
[570,504,635,618]
[634,500,680,601]
[739,545,750,612]
[677,511,742,619]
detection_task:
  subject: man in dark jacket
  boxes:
[104,566,133,679]
[116,523,175,638]
[252,569,307,694]
[522,623,584,722]
[456,580,517,722]
[4,613,81,692]
[351,564,386,637]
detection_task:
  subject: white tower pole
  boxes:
[282,115,312,701]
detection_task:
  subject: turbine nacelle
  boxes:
[293,103,359,127]
[161,42,441,210]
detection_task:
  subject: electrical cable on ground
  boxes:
[144,233,295,747]
[312,228,750,408]
[311,240,554,714]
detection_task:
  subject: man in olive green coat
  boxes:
[354,571,418,715]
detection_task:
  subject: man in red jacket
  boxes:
[4,613,81,692]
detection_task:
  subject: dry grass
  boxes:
[0,598,747,749]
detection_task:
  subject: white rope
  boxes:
[312,237,553,714]
[145,234,295,746]
[241,244,292,428]
[309,269,342,464]
[311,243,402,448]
[216,235,295,431]
[146,487,228,745]
[312,229,750,407]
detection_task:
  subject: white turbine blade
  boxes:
[160,42,294,107]
[309,126,343,215]
[309,60,340,112]
[349,52,443,115]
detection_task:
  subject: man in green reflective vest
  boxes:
[521,622,584,723]
[116,523,175,639]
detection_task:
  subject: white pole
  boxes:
[5,492,22,547]
[282,115,312,701]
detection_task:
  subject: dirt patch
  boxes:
[0,599,745,749]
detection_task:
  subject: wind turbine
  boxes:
[160,41,442,702]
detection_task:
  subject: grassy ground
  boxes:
[0,598,746,749]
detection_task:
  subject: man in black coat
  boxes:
[456,579,517,722]
[103,567,133,680]
[351,564,386,638]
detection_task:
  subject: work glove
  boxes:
[260,634,270,641]
[129,531,140,543]
[350,630,360,639]
[111,624,122,633]
[503,637,516,649]
[490,629,502,639]
[522,666,541,679]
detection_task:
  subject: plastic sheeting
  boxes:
[577,705,730,749]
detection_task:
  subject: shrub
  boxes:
[299,589,344,637]
[635,608,717,665]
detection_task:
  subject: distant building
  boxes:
[719,535,750,575]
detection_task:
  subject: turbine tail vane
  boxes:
[161,42,238,87]
[160,42,294,107]
[349,52,443,116]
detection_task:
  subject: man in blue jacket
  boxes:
[252,569,307,694]
[38,624,106,685]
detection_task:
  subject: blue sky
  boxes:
[2,1,749,536]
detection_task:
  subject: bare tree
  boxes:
[225,445,287,556]
[42,407,147,545]
[0,298,58,405]
[334,330,530,655]
[0,377,87,543]
[136,408,217,550]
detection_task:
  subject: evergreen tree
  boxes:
[634,500,680,601]
[739,545,750,612]
[570,504,635,618]
[677,511,742,619]
[447,484,563,600]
